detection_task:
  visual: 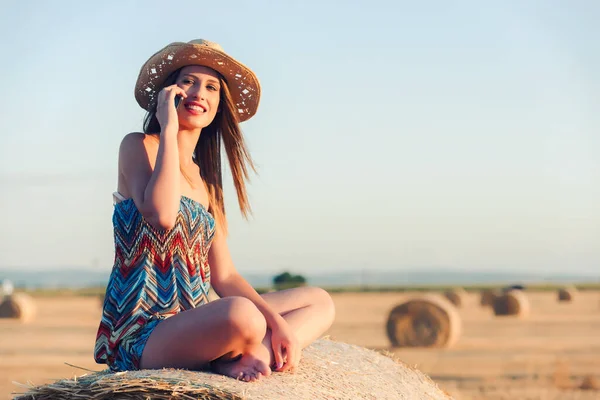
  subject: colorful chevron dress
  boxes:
[94,193,216,371]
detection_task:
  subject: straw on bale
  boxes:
[386,294,461,348]
[557,286,577,302]
[13,339,453,400]
[492,289,530,317]
[442,288,468,308]
[0,293,36,323]
[479,289,497,307]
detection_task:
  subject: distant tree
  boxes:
[273,271,307,289]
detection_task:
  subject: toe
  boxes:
[256,359,271,377]
[247,371,259,382]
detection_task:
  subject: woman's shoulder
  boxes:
[119,132,159,155]
[120,132,158,147]
[118,132,160,169]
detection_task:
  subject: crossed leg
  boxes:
[139,286,335,381]
[261,286,336,348]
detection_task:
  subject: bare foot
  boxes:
[211,344,272,382]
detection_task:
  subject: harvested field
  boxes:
[2,290,600,399]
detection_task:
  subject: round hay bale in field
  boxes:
[579,375,599,390]
[386,295,461,348]
[0,293,36,323]
[492,289,529,317]
[443,288,468,307]
[557,286,577,302]
[13,339,452,400]
[479,289,497,307]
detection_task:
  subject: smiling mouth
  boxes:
[185,104,206,113]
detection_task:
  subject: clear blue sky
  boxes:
[0,0,598,275]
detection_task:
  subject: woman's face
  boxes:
[175,65,221,129]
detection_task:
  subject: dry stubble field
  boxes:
[1,290,599,399]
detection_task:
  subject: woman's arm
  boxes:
[209,228,283,328]
[119,85,188,230]
[209,227,299,370]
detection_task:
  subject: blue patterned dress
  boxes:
[94,194,216,371]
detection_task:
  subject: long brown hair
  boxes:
[143,67,256,234]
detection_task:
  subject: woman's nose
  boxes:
[187,86,205,100]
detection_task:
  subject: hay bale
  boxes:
[557,286,577,302]
[0,293,36,323]
[13,339,452,400]
[492,289,529,317]
[479,289,497,307]
[443,288,468,307]
[579,375,599,390]
[386,295,461,348]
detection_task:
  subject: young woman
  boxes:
[94,39,335,382]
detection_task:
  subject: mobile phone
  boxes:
[174,95,183,109]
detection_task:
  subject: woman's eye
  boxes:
[182,79,194,85]
[207,85,218,91]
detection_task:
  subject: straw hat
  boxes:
[135,39,260,122]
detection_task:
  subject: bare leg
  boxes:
[140,296,271,381]
[212,286,335,374]
[262,286,336,347]
[140,287,335,381]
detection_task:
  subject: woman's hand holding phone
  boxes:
[156,85,187,133]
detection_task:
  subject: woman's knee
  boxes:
[310,287,336,323]
[220,296,266,343]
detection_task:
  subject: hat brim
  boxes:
[135,42,260,122]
